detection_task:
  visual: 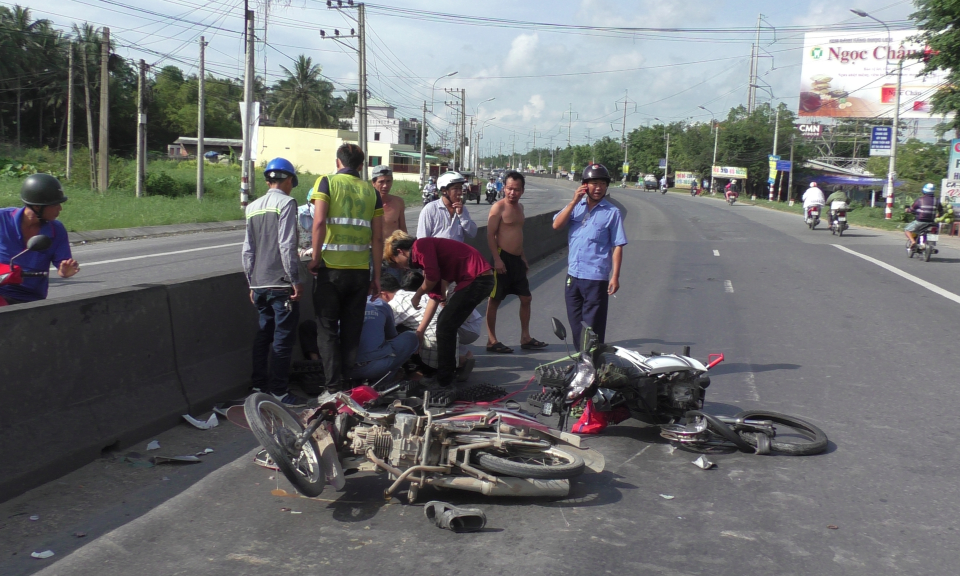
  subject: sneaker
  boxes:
[272,391,308,407]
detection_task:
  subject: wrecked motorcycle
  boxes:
[528,319,828,456]
[243,387,596,502]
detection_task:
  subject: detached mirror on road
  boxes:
[551,317,567,342]
[27,235,51,252]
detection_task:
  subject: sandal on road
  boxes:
[486,341,514,354]
[520,338,548,350]
[424,501,487,533]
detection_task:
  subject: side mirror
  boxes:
[551,317,566,341]
[27,235,51,252]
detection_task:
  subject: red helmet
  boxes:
[582,164,611,183]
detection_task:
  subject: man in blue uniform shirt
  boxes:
[552,164,627,349]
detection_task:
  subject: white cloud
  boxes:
[522,95,546,122]
[504,33,540,74]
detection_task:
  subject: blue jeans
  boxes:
[251,288,299,395]
[347,332,419,382]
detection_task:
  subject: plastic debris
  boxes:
[74,532,86,538]
[152,455,202,465]
[195,448,215,457]
[29,515,39,521]
[182,414,219,430]
[692,455,716,470]
[827,525,839,530]
[280,507,292,512]
[290,511,302,515]
[146,440,160,451]
[31,551,54,559]
[161,477,170,481]
[659,494,675,500]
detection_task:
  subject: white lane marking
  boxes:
[833,245,960,305]
[713,250,720,256]
[744,372,760,402]
[724,280,734,293]
[78,243,244,267]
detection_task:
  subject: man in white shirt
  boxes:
[417,171,478,242]
[802,181,826,224]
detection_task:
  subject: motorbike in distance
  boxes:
[829,202,849,236]
[422,186,438,206]
[805,205,822,230]
[907,222,939,262]
[528,319,828,456]
[725,189,739,205]
[0,234,51,307]
[486,185,497,204]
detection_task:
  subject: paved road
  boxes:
[46,177,577,300]
[10,189,960,575]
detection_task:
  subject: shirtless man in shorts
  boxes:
[484,170,547,353]
[371,165,407,236]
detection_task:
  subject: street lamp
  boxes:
[469,97,495,171]
[699,106,719,196]
[852,8,898,219]
[420,71,457,186]
[653,117,670,189]
[475,117,496,171]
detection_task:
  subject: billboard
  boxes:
[950,139,960,181]
[798,30,949,120]
[712,166,747,179]
[797,123,823,138]
[870,126,893,156]
[674,171,697,186]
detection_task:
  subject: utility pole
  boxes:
[747,13,762,114]
[97,27,110,192]
[81,40,96,190]
[136,59,146,198]
[886,58,903,220]
[197,37,206,199]
[769,106,779,201]
[787,134,795,203]
[419,101,427,184]
[565,103,576,148]
[240,10,255,207]
[618,90,635,187]
[664,133,671,190]
[321,5,367,178]
[460,88,466,172]
[65,43,74,180]
[468,116,475,170]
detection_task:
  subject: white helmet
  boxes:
[810,181,818,188]
[437,171,466,190]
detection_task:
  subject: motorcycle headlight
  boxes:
[566,362,595,402]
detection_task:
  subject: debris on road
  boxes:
[31,550,54,559]
[74,532,86,538]
[424,500,487,533]
[195,448,215,457]
[182,414,219,430]
[29,515,39,521]
[146,440,160,451]
[692,455,716,470]
[659,494,675,500]
[151,455,202,465]
[827,525,839,530]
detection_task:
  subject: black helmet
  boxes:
[582,163,611,183]
[21,173,68,206]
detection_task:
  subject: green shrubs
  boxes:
[145,172,193,197]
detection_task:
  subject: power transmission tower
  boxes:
[443,88,464,170]
[136,60,146,198]
[197,37,206,199]
[562,104,577,147]
[65,43,74,180]
[321,4,368,178]
[97,27,109,192]
[240,10,255,207]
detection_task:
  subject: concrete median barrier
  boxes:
[463,211,567,265]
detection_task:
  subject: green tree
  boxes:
[271,55,337,128]
[911,0,960,136]
[866,138,949,197]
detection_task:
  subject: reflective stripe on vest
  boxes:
[326,217,371,228]
[322,243,371,251]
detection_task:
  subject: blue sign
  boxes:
[870,126,892,157]
[658,158,667,168]
[776,160,792,171]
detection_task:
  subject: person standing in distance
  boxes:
[242,158,304,405]
[309,143,385,391]
[552,164,628,349]
[371,165,406,237]
[417,171,478,241]
[0,174,79,305]
[485,170,546,354]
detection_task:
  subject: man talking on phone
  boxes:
[552,164,628,349]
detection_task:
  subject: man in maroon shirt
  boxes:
[384,231,493,387]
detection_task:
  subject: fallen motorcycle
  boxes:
[528,319,828,456]
[242,386,596,502]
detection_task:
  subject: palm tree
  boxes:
[271,55,337,128]
[2,6,50,147]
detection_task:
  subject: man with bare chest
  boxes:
[371,165,407,237]
[484,171,546,353]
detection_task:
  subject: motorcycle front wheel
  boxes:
[474,445,585,479]
[734,410,828,456]
[244,393,326,496]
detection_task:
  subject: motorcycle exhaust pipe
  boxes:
[428,476,570,497]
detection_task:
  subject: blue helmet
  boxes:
[264,158,298,188]
[922,183,936,195]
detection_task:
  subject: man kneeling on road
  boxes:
[485,170,546,354]
[346,292,419,383]
[242,158,304,406]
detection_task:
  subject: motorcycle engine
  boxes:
[389,413,422,467]
[350,425,393,460]
[663,373,705,411]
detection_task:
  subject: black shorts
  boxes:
[490,250,531,301]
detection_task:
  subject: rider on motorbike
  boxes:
[486,177,497,201]
[802,182,825,223]
[0,173,79,305]
[824,187,851,226]
[422,177,438,204]
[905,183,944,250]
[724,180,739,202]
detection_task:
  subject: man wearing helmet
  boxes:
[0,173,79,305]
[242,158,304,405]
[417,171,478,242]
[422,176,438,204]
[552,164,628,349]
[904,183,944,249]
[802,181,825,224]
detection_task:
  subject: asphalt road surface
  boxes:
[45,176,577,300]
[8,190,960,575]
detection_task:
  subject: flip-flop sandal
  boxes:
[520,338,548,350]
[424,500,487,533]
[486,342,514,354]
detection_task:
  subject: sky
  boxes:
[11,0,928,151]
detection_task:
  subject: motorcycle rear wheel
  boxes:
[244,393,326,496]
[734,410,828,456]
[924,245,933,262]
[474,445,585,479]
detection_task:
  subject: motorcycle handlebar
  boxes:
[706,353,725,370]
